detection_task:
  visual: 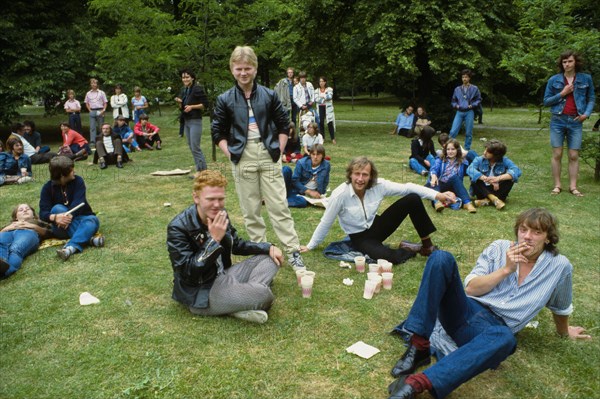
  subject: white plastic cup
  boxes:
[354,256,366,273]
[382,272,394,290]
[372,275,383,293]
[369,264,381,274]
[363,280,377,299]
[301,275,314,298]
[20,168,27,177]
[295,269,307,286]
[380,261,393,273]
[367,272,379,281]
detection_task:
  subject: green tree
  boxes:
[0,0,99,123]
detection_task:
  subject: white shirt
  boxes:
[111,93,130,119]
[307,179,438,249]
[302,133,323,152]
[103,136,115,153]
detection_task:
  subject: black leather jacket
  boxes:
[211,82,289,164]
[167,205,271,308]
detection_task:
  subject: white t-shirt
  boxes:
[302,134,323,152]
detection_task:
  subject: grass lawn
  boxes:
[1,102,598,399]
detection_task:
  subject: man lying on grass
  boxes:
[387,208,591,399]
[167,170,284,324]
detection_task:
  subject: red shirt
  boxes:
[562,75,577,116]
[63,129,88,146]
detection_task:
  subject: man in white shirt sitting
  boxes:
[300,157,455,264]
[95,123,124,169]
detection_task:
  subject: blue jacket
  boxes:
[0,152,32,178]
[451,85,481,111]
[467,155,522,183]
[543,73,595,117]
[430,157,468,181]
[113,124,134,139]
[292,156,330,195]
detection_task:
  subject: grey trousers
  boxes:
[189,255,279,316]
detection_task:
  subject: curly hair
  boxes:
[345,157,378,190]
[513,208,560,256]
[193,170,228,193]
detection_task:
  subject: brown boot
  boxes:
[488,195,505,210]
[434,202,445,212]
[464,202,477,213]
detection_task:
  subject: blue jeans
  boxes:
[184,118,206,171]
[0,229,40,277]
[50,205,100,252]
[282,166,308,208]
[409,155,435,175]
[133,109,146,124]
[549,114,583,150]
[432,175,472,205]
[449,110,475,150]
[89,110,104,142]
[403,251,517,398]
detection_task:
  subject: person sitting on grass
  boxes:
[23,120,51,154]
[300,157,456,265]
[387,208,591,399]
[437,132,477,165]
[391,105,415,137]
[302,122,324,157]
[134,114,162,150]
[467,139,521,210]
[95,123,126,169]
[1,204,52,279]
[0,136,33,185]
[59,122,90,160]
[283,121,302,163]
[39,156,104,261]
[282,144,330,208]
[428,139,476,213]
[409,126,436,176]
[167,170,284,324]
[113,115,141,153]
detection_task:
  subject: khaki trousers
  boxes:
[232,140,300,253]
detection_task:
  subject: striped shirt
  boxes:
[246,99,260,140]
[465,240,573,334]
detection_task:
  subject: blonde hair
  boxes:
[229,46,258,69]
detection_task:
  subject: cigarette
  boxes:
[65,203,85,215]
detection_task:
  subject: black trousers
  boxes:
[471,180,514,201]
[349,193,436,264]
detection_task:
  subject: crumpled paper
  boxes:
[343,278,354,286]
[79,292,100,306]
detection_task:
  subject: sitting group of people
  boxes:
[1,156,104,279]
[407,125,522,213]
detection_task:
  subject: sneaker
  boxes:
[57,246,76,261]
[89,234,105,247]
[17,176,34,184]
[288,251,306,271]
[231,310,268,324]
[474,199,490,207]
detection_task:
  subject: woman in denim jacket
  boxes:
[282,144,330,208]
[543,50,595,197]
[467,139,521,210]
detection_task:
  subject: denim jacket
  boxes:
[292,156,330,195]
[0,152,32,178]
[467,156,521,183]
[543,73,595,117]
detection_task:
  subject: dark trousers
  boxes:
[318,104,335,140]
[138,133,161,148]
[30,152,56,164]
[471,180,514,201]
[349,193,436,264]
[69,113,82,133]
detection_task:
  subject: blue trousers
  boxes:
[432,175,472,205]
[449,110,474,150]
[282,166,308,208]
[0,230,40,277]
[69,113,82,133]
[50,205,100,252]
[409,154,435,175]
[403,251,517,398]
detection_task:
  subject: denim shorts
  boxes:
[550,114,583,150]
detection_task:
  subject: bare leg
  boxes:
[568,149,580,191]
[551,147,563,189]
